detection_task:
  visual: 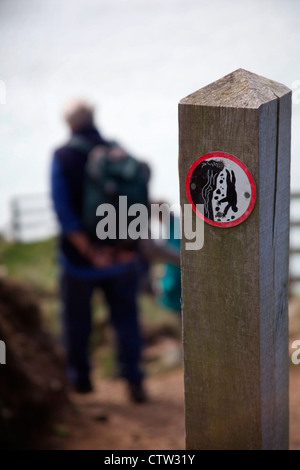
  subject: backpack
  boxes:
[157,215,181,314]
[67,136,150,247]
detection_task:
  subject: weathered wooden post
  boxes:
[179,69,291,450]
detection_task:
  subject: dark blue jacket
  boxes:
[51,125,136,279]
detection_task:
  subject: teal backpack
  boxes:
[67,136,150,246]
[157,215,181,314]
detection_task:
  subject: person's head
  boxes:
[62,98,94,132]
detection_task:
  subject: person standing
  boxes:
[51,99,147,402]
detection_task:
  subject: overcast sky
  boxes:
[1,0,300,229]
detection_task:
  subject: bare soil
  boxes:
[63,366,185,450]
[56,295,300,450]
[0,277,67,449]
[56,351,300,450]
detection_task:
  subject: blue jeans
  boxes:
[59,264,144,386]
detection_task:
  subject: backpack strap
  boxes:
[66,135,98,155]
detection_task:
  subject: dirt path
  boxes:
[290,366,300,450]
[63,367,185,450]
[50,297,300,450]
[53,364,300,450]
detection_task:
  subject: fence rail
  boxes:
[290,192,300,292]
[10,193,58,242]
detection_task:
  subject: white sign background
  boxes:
[210,156,252,223]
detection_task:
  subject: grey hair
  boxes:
[62,98,94,130]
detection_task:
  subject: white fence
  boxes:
[290,192,300,293]
[10,193,58,242]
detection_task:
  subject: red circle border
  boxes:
[185,151,257,228]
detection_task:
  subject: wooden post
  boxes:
[179,69,291,450]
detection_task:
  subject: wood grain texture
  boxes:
[179,69,291,450]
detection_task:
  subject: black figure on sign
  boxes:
[218,169,238,218]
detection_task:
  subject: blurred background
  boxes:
[1,0,300,236]
[1,0,300,450]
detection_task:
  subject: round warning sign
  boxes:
[185,151,256,228]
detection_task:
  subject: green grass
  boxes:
[0,237,57,293]
[0,237,61,333]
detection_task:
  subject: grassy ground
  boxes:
[0,238,60,331]
[0,237,57,291]
[0,237,181,377]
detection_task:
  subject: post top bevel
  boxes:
[179,68,291,108]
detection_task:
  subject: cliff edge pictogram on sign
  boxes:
[185,151,256,228]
